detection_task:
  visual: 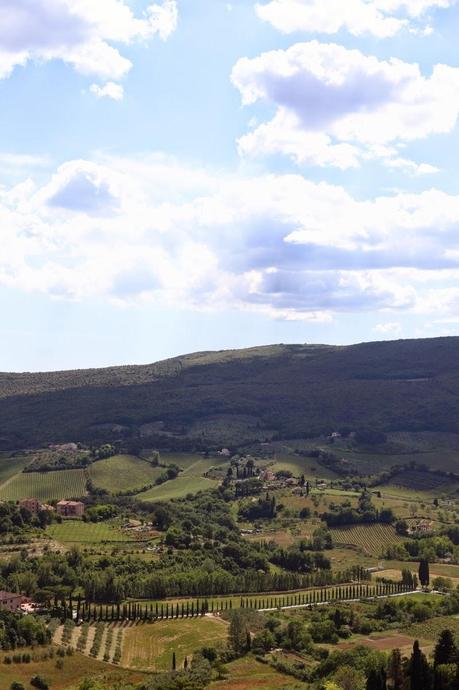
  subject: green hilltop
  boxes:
[1,337,459,449]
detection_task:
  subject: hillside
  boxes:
[1,337,459,449]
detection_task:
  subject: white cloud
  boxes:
[0,0,178,82]
[232,41,459,169]
[3,155,459,323]
[255,0,455,38]
[90,82,124,101]
[374,321,402,335]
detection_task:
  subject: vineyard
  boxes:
[89,454,163,493]
[0,452,31,484]
[404,615,459,641]
[0,468,87,501]
[139,455,225,502]
[382,469,453,493]
[330,524,403,555]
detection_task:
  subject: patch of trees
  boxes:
[24,448,92,473]
[0,610,49,650]
[323,491,394,527]
[238,494,276,521]
[0,502,51,536]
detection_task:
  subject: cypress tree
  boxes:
[410,640,432,690]
[419,560,430,588]
[434,629,457,667]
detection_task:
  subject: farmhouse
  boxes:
[18,498,55,514]
[56,500,84,518]
[0,590,25,612]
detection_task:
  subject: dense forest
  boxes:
[2,337,459,449]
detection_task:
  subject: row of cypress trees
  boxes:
[57,580,415,622]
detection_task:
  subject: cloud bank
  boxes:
[232,42,459,170]
[255,0,455,37]
[2,155,459,323]
[0,0,178,92]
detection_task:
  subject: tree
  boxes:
[366,668,387,690]
[334,665,366,690]
[10,684,25,690]
[30,678,49,690]
[228,612,249,655]
[409,640,432,690]
[419,560,430,588]
[388,648,404,690]
[434,630,457,667]
[172,651,176,671]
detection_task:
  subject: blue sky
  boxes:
[1,0,459,371]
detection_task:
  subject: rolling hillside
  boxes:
[1,337,459,449]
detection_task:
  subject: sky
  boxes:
[2,0,459,371]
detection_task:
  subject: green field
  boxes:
[210,655,297,689]
[47,521,130,544]
[89,454,163,493]
[121,618,228,670]
[139,454,226,501]
[0,468,87,501]
[270,454,337,479]
[0,452,31,484]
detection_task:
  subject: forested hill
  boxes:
[1,337,459,449]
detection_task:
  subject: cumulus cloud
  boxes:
[90,82,124,101]
[255,0,455,38]
[374,321,402,335]
[0,0,178,82]
[232,41,459,169]
[3,156,459,323]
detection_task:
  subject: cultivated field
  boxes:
[139,454,226,501]
[0,468,86,501]
[330,524,403,556]
[270,454,337,480]
[0,647,142,690]
[210,655,297,689]
[382,469,453,493]
[47,521,130,544]
[89,454,162,493]
[405,615,459,641]
[121,618,228,670]
[0,452,31,484]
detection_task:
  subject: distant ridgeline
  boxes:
[1,337,459,450]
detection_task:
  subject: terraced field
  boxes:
[331,524,403,556]
[0,468,86,501]
[89,454,163,493]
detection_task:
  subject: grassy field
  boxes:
[121,618,228,670]
[270,454,337,480]
[210,655,299,689]
[47,521,130,544]
[0,647,144,690]
[0,452,31,484]
[89,454,163,493]
[330,524,403,556]
[139,454,226,501]
[0,468,86,501]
